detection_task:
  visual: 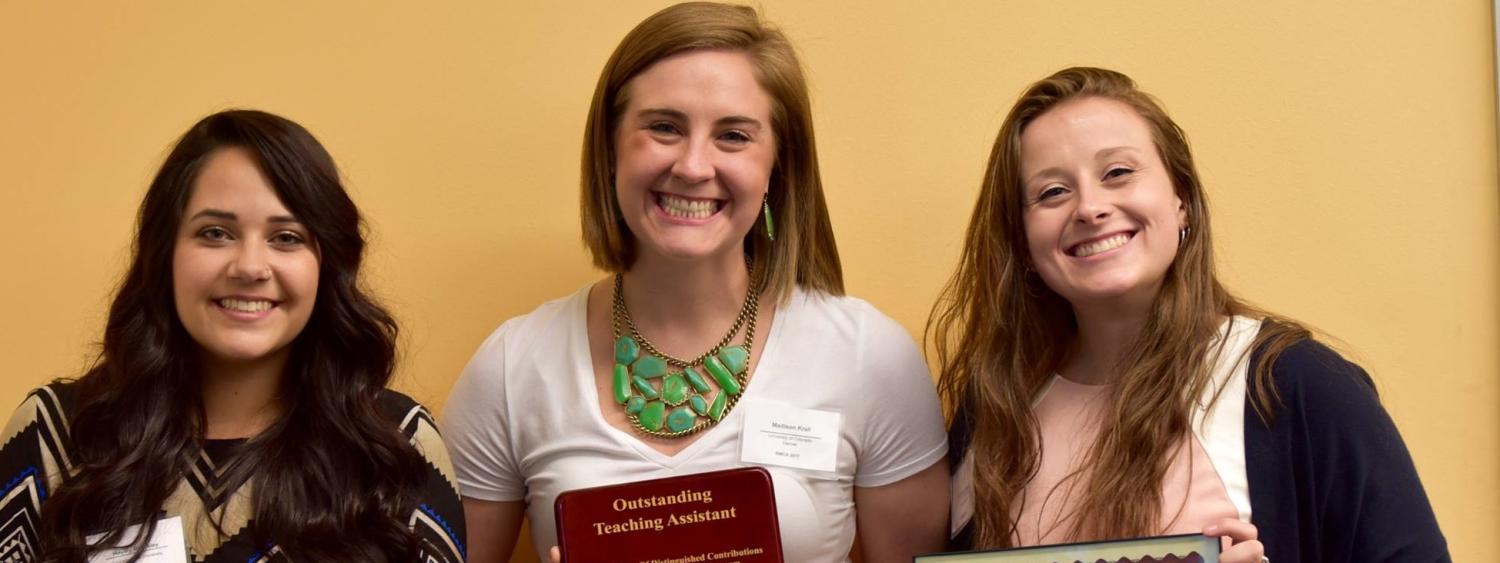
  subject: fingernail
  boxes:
[1205,525,1218,534]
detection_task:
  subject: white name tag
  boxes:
[739,400,841,472]
[87,515,189,563]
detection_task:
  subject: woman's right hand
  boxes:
[1205,518,1265,563]
[549,546,560,563]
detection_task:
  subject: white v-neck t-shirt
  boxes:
[442,286,948,562]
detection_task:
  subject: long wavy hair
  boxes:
[579,1,844,302]
[40,110,429,561]
[929,67,1311,547]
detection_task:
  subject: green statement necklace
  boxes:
[610,273,758,438]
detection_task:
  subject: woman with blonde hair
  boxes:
[443,3,948,561]
[932,67,1447,562]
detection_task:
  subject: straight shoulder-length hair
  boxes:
[578,1,843,302]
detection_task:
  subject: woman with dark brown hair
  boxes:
[932,67,1448,562]
[443,3,948,562]
[0,110,467,561]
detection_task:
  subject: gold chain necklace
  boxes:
[610,272,758,438]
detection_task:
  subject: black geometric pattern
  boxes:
[183,447,237,513]
[0,472,44,562]
[0,384,467,562]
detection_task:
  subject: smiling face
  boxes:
[613,49,777,264]
[172,148,319,367]
[1019,96,1186,311]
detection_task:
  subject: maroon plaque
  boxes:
[554,467,784,563]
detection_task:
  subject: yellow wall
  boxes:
[1,1,1494,560]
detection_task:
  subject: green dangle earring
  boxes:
[761,193,775,241]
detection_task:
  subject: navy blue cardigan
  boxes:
[948,338,1450,562]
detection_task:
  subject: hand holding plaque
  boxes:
[553,467,784,563]
[916,533,1220,563]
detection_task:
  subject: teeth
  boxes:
[1073,233,1131,258]
[218,299,273,313]
[658,193,718,219]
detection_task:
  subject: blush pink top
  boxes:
[1013,375,1239,546]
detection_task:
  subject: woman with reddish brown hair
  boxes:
[932,67,1448,562]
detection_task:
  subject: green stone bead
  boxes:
[683,367,712,393]
[612,364,631,405]
[614,336,639,365]
[704,356,742,396]
[666,407,696,433]
[639,401,666,431]
[690,395,709,415]
[632,376,659,400]
[626,395,646,415]
[708,392,728,421]
[632,355,668,379]
[662,374,688,405]
[718,345,750,375]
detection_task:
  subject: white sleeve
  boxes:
[439,323,526,502]
[852,306,948,488]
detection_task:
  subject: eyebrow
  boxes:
[1096,146,1141,159]
[1023,167,1065,190]
[187,209,301,224]
[637,108,764,129]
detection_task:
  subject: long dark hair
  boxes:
[40,110,428,561]
[929,68,1310,547]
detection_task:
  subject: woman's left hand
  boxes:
[1204,518,1265,563]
